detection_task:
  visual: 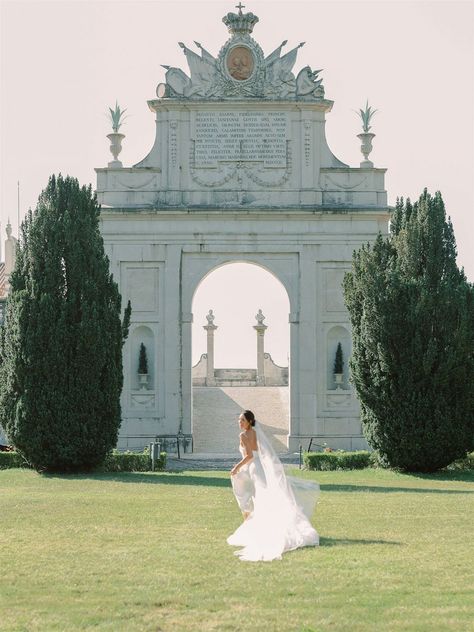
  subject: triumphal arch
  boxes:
[95,5,389,452]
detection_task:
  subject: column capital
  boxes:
[204,324,218,332]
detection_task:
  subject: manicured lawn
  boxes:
[1,467,473,632]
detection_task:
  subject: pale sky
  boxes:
[1,0,473,368]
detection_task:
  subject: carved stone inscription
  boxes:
[193,111,287,168]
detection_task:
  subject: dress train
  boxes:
[227,425,319,562]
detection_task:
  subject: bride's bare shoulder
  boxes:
[241,428,257,449]
[240,430,255,443]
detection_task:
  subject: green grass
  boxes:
[1,468,473,632]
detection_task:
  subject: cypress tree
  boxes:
[0,174,131,471]
[138,343,148,374]
[334,342,344,374]
[344,189,474,472]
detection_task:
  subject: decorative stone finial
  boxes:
[222,5,259,35]
[356,101,377,168]
[357,100,377,133]
[206,309,215,325]
[106,101,127,168]
[108,101,127,133]
[6,219,12,238]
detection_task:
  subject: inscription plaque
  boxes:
[193,111,288,168]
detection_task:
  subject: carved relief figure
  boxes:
[296,66,324,99]
[227,46,254,80]
[264,42,304,98]
[179,42,217,97]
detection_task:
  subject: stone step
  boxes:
[192,386,289,453]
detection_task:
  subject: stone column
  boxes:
[253,309,267,386]
[4,220,17,293]
[204,310,217,386]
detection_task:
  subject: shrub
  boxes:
[333,342,344,374]
[100,449,166,472]
[445,452,474,472]
[138,343,148,374]
[0,451,31,469]
[0,449,166,472]
[303,450,372,471]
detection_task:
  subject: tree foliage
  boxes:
[344,189,474,472]
[0,175,131,472]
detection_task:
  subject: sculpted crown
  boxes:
[222,3,259,35]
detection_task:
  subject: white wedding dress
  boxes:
[227,423,319,561]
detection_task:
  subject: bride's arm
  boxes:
[230,434,254,476]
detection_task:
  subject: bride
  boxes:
[227,410,319,561]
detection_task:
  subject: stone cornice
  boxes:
[98,205,392,216]
[147,98,334,113]
[320,166,387,174]
[95,167,162,174]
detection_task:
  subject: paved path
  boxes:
[166,452,301,472]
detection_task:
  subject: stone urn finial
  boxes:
[356,100,377,168]
[107,101,127,168]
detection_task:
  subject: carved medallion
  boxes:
[226,45,254,81]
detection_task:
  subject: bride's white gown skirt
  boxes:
[227,451,319,562]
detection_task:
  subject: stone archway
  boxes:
[189,261,291,454]
[96,5,389,453]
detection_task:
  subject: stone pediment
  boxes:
[157,6,325,102]
[96,4,387,211]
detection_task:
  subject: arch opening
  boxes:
[190,261,291,454]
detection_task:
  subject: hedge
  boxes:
[99,450,167,472]
[445,452,474,471]
[0,449,166,472]
[303,450,474,471]
[0,451,31,469]
[303,450,373,471]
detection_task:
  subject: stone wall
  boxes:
[192,352,287,386]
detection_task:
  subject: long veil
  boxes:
[255,422,320,522]
[228,422,319,561]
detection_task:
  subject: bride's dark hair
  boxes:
[243,410,256,427]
